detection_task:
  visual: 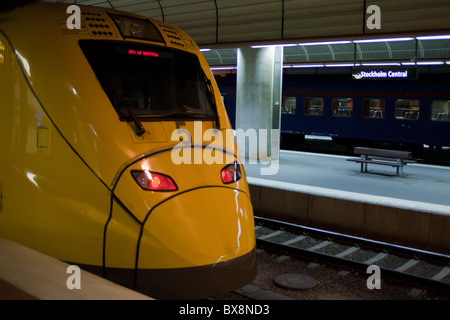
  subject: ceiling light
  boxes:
[325,63,359,67]
[353,37,414,43]
[298,40,352,46]
[292,64,325,68]
[251,44,297,48]
[416,61,445,65]
[361,62,401,66]
[416,35,450,40]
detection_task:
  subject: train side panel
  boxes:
[0,32,110,265]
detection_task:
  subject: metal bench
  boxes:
[347,147,416,176]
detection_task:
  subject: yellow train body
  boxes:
[0,3,256,299]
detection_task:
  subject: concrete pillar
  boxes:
[235,46,283,164]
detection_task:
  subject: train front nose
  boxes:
[112,149,257,299]
[136,186,256,299]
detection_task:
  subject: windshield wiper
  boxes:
[105,78,146,137]
[119,107,146,137]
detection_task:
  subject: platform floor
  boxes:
[244,150,450,209]
[0,238,152,300]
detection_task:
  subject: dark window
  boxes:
[362,98,385,119]
[79,40,217,122]
[395,99,419,120]
[282,96,296,114]
[304,97,323,116]
[332,98,353,117]
[431,100,450,122]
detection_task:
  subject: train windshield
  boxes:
[79,40,218,123]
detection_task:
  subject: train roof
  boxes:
[0,2,199,53]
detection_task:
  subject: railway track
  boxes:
[254,216,450,295]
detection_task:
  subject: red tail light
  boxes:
[131,170,177,191]
[221,162,242,184]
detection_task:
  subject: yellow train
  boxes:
[0,3,256,299]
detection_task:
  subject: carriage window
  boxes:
[362,99,385,119]
[431,100,450,122]
[332,98,353,117]
[282,96,296,114]
[304,97,323,116]
[395,99,420,120]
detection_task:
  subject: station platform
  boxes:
[0,238,152,300]
[244,150,450,255]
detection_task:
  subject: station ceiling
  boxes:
[35,0,450,67]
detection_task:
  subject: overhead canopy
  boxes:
[203,38,450,67]
[42,0,450,45]
[40,0,450,67]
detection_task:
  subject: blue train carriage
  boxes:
[217,72,450,154]
[280,73,450,153]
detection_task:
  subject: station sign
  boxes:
[352,67,417,80]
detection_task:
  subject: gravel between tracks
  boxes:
[214,249,450,300]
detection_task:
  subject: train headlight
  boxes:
[221,162,242,184]
[129,21,145,38]
[131,170,177,191]
[110,14,164,43]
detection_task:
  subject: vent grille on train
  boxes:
[158,23,186,48]
[82,11,117,38]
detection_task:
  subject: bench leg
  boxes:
[397,160,405,177]
[361,155,367,172]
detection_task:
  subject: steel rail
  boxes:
[255,216,450,294]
